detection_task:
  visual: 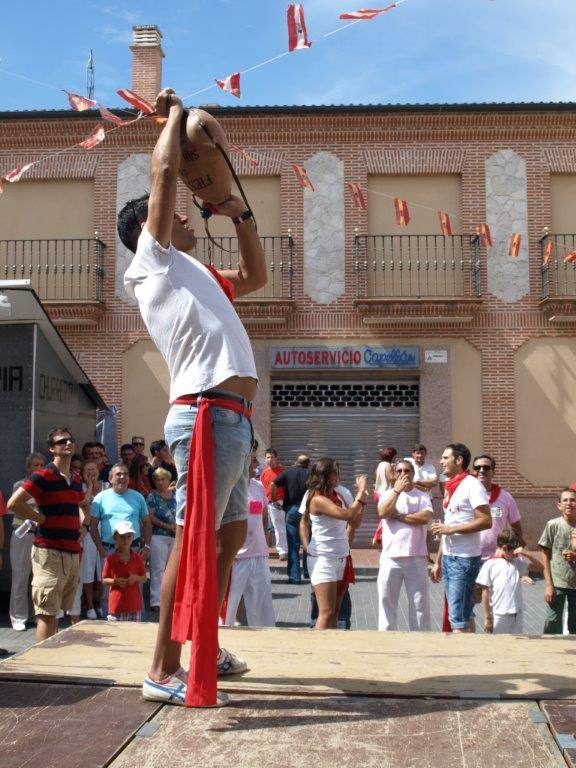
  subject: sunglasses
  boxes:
[54,437,75,446]
[473,465,492,472]
[132,442,145,447]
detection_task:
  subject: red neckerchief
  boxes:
[488,484,501,504]
[443,471,469,509]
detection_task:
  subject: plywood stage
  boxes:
[1,621,575,700]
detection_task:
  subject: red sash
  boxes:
[338,554,356,598]
[443,472,469,509]
[488,484,501,504]
[171,394,252,707]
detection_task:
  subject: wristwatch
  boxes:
[232,209,253,226]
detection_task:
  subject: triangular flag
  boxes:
[438,211,452,236]
[116,89,155,115]
[340,5,397,20]
[564,251,576,264]
[394,198,410,226]
[63,90,97,111]
[509,233,521,258]
[287,4,312,51]
[478,223,492,247]
[4,164,33,183]
[230,145,259,167]
[348,182,367,210]
[292,164,315,191]
[215,72,241,99]
[543,240,554,265]
[79,125,106,150]
[99,105,130,126]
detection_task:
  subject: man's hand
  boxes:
[154,87,183,117]
[430,562,442,583]
[562,549,576,564]
[484,617,493,634]
[393,474,411,495]
[98,545,107,559]
[209,194,252,220]
[544,584,556,604]
[430,522,453,537]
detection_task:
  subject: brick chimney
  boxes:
[130,25,164,104]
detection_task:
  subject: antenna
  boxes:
[86,49,95,101]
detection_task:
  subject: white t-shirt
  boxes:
[442,475,489,558]
[375,461,393,493]
[378,488,432,558]
[236,479,269,559]
[406,458,438,484]
[476,556,529,615]
[124,227,257,401]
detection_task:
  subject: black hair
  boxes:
[47,426,74,448]
[120,443,134,452]
[265,448,278,457]
[473,453,496,471]
[445,442,472,471]
[150,439,167,457]
[117,194,149,253]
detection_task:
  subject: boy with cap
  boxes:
[102,520,147,622]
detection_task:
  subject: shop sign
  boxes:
[271,346,419,370]
[424,350,448,364]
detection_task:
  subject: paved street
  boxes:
[0,566,553,659]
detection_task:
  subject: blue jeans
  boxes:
[164,393,253,529]
[442,554,481,630]
[285,506,304,582]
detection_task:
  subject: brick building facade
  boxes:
[1,26,575,545]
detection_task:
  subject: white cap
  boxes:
[113,520,135,536]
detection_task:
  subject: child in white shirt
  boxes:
[476,528,542,634]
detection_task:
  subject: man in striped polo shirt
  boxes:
[8,426,93,641]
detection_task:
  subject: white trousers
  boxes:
[493,612,523,634]
[149,535,175,607]
[9,530,34,624]
[268,503,287,556]
[223,556,275,628]
[80,532,102,583]
[377,556,430,631]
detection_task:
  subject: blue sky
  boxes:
[1,0,575,111]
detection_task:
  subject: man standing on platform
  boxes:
[406,444,438,494]
[118,87,266,707]
[430,443,491,632]
[271,454,311,583]
[261,448,287,560]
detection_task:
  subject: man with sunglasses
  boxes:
[8,426,94,641]
[377,460,433,631]
[473,454,524,560]
[118,87,266,707]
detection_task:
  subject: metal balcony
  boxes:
[0,238,105,302]
[192,234,294,300]
[540,234,576,300]
[354,234,482,299]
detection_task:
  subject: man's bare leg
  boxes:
[149,519,247,681]
[36,615,58,642]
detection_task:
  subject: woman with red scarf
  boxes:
[300,458,367,629]
[430,443,491,632]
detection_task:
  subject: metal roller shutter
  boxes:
[271,380,419,547]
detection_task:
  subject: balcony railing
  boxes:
[192,234,294,300]
[540,234,576,300]
[354,234,482,299]
[0,238,105,302]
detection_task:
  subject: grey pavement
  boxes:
[0,569,553,660]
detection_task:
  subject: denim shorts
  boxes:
[165,393,253,529]
[442,554,482,630]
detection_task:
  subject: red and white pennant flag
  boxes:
[216,72,241,99]
[564,251,576,264]
[287,4,312,51]
[348,182,367,210]
[292,164,315,191]
[340,5,397,20]
[478,223,492,247]
[99,105,130,126]
[64,90,97,111]
[394,198,410,226]
[4,164,33,183]
[509,233,521,258]
[230,145,259,167]
[438,211,452,236]
[543,240,554,265]
[117,89,155,115]
[79,125,106,150]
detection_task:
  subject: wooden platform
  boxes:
[1,621,575,700]
[2,623,576,767]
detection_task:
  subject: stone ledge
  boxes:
[44,300,106,327]
[538,296,576,323]
[355,297,482,326]
[235,299,295,326]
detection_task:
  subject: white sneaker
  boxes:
[12,621,26,632]
[142,672,229,707]
[217,647,248,676]
[86,609,98,620]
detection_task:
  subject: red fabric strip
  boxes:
[338,554,356,598]
[442,594,452,632]
[442,471,469,509]
[205,265,235,303]
[171,395,251,707]
[488,484,501,504]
